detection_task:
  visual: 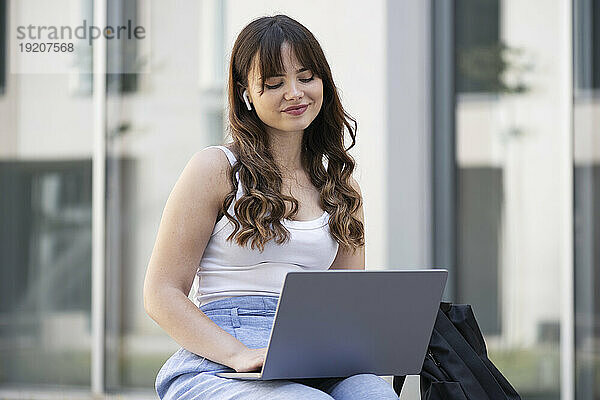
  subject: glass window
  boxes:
[573,1,600,399]
[0,0,6,95]
[575,0,600,90]
[0,162,92,386]
[106,0,140,94]
[455,0,501,94]
[0,0,94,387]
[454,0,504,338]
[435,0,567,398]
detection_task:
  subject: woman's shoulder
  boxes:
[185,146,236,198]
[190,146,231,172]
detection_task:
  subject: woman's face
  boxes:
[246,42,323,137]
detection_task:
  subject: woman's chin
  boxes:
[280,118,315,132]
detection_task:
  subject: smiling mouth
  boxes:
[283,104,308,111]
[282,104,309,115]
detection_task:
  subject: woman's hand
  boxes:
[230,347,268,372]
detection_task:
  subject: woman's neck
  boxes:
[268,131,304,174]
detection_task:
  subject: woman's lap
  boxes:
[291,375,398,400]
[165,372,397,400]
[323,374,399,399]
[165,372,336,400]
[155,296,398,399]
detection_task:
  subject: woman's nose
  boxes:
[284,82,304,100]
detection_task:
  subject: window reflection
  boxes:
[574,1,600,399]
[452,0,563,398]
[0,162,92,386]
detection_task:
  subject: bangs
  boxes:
[253,25,321,89]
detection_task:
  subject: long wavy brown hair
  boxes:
[221,14,364,254]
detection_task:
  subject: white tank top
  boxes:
[194,145,340,306]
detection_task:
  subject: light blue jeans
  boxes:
[155,295,399,399]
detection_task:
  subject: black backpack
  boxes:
[393,302,521,400]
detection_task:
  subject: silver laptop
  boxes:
[217,269,448,380]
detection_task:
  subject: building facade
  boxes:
[0,0,598,399]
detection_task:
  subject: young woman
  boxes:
[144,14,399,400]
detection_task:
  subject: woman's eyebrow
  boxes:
[270,68,309,77]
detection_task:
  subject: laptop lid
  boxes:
[259,269,448,380]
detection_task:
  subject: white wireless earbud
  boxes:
[243,90,252,111]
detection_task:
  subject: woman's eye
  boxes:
[265,75,314,90]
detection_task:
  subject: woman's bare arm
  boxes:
[143,148,262,371]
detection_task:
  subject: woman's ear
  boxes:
[236,82,247,102]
